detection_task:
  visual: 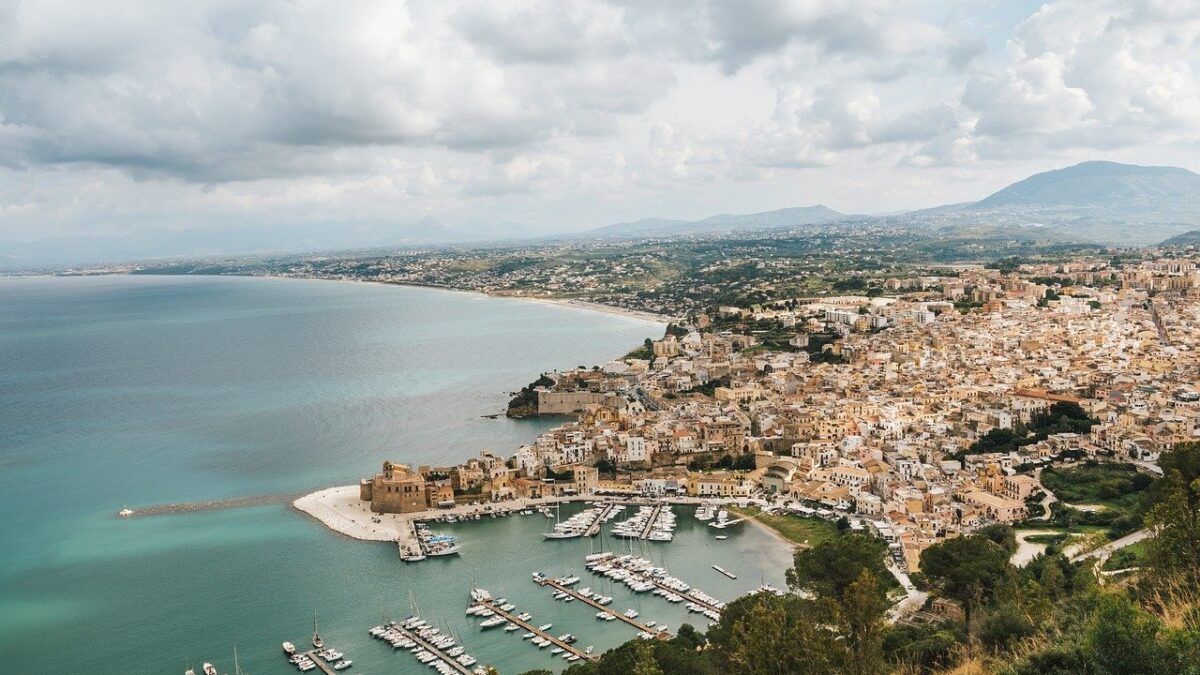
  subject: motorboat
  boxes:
[480,616,506,629]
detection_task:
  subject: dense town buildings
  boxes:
[359,257,1200,570]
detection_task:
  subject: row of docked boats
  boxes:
[584,552,725,624]
[610,505,676,540]
[707,508,744,529]
[543,503,624,539]
[369,616,488,675]
[282,645,352,672]
[469,587,590,664]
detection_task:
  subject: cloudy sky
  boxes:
[2,0,1199,253]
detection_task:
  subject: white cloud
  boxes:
[0,0,1197,252]
[963,0,1200,150]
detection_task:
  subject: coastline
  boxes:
[485,292,676,325]
[727,507,803,551]
[219,272,676,325]
[294,487,800,551]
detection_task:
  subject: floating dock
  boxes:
[299,651,337,675]
[584,502,618,537]
[638,504,665,539]
[388,624,475,675]
[589,555,725,615]
[712,565,737,580]
[475,599,597,662]
[537,576,668,638]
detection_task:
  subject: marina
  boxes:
[609,503,677,541]
[585,552,727,623]
[468,589,598,664]
[369,616,485,675]
[534,573,668,638]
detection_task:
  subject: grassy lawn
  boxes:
[1103,540,1149,571]
[1040,462,1152,512]
[1024,533,1070,545]
[729,505,840,547]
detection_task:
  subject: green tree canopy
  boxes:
[787,533,890,604]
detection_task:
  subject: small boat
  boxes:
[551,647,564,655]
[538,623,553,631]
[283,642,297,655]
[715,535,728,540]
[522,632,534,639]
[202,664,218,675]
[504,623,520,632]
[333,660,353,670]
[480,616,506,629]
[312,612,325,649]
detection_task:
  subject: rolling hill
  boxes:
[590,205,847,238]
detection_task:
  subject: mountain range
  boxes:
[4,161,1199,268]
[585,161,1200,244]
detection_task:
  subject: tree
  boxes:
[838,568,889,675]
[595,458,617,477]
[1144,442,1200,584]
[708,594,839,675]
[787,534,890,604]
[919,535,1011,633]
[1085,593,1166,675]
[976,524,1018,555]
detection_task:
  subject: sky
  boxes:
[2,0,1200,256]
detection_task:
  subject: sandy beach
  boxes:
[491,293,676,324]
[259,273,675,325]
[293,485,405,541]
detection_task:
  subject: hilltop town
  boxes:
[353,256,1199,573]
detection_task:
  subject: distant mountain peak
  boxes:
[971,160,1200,211]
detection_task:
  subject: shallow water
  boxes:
[0,275,790,674]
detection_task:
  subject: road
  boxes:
[1069,528,1151,563]
[885,561,927,623]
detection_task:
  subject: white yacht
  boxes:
[479,616,506,629]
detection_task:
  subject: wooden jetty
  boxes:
[584,502,618,537]
[537,577,668,638]
[389,624,474,675]
[591,555,725,614]
[638,503,665,539]
[477,599,598,661]
[299,651,337,675]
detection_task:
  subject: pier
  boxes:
[118,492,303,518]
[537,577,668,638]
[589,555,725,615]
[299,651,337,675]
[388,624,475,675]
[395,519,421,559]
[638,503,664,539]
[584,502,618,537]
[476,599,597,662]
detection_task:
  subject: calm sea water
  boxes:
[0,275,791,675]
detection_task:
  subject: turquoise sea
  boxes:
[0,275,792,674]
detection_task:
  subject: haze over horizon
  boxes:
[3,0,1200,261]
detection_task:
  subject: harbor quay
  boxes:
[293,483,775,552]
